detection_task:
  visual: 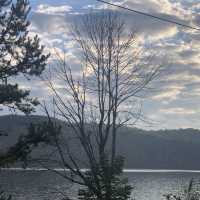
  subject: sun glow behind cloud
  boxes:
[21,0,200,129]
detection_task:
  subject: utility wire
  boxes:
[96,0,200,31]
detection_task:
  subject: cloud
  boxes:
[25,0,200,129]
[152,85,185,101]
[160,107,196,115]
[167,72,200,84]
[35,4,72,16]
[31,13,70,35]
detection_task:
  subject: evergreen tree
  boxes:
[0,0,49,114]
[78,156,132,200]
[0,0,49,167]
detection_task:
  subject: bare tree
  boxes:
[6,11,161,200]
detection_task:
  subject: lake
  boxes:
[0,170,200,200]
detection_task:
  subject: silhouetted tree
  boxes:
[6,11,161,200]
[0,0,49,114]
[0,0,49,168]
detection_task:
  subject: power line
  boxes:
[96,0,200,31]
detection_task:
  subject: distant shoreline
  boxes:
[1,168,200,173]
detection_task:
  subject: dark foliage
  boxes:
[164,179,200,200]
[0,0,49,114]
[0,119,61,167]
[2,116,200,170]
[0,188,12,200]
[78,156,133,200]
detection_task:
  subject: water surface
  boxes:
[0,170,199,200]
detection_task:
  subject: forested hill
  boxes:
[1,115,200,170]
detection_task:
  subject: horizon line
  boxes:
[2,168,200,173]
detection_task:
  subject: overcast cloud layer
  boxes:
[11,0,200,130]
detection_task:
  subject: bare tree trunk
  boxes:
[13,11,162,200]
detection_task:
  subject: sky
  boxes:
[10,0,200,130]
